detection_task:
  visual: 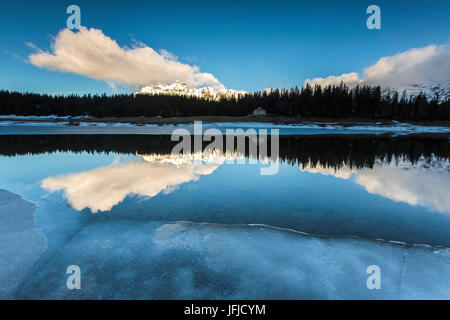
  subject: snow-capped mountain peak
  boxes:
[134,81,247,101]
[382,81,450,103]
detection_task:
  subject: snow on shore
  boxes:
[0,118,448,135]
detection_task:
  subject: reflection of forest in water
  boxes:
[1,134,450,248]
[0,134,449,169]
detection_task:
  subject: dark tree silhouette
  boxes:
[0,84,449,121]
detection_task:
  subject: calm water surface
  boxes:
[1,134,449,299]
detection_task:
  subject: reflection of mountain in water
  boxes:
[42,156,221,213]
[0,134,449,168]
[2,135,450,300]
[40,150,450,214]
[302,157,450,213]
[17,134,447,214]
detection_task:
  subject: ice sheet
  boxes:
[0,120,449,135]
[0,189,47,299]
[13,221,450,299]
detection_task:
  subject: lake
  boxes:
[0,133,449,299]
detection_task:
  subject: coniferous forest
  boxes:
[0,84,449,121]
[0,135,448,169]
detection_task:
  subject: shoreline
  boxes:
[0,115,449,127]
[0,115,449,137]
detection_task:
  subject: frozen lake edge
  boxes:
[0,119,449,136]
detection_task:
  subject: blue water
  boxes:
[1,149,450,299]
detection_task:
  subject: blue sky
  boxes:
[1,0,449,94]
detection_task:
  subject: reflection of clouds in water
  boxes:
[41,151,450,214]
[41,155,220,213]
[301,158,450,213]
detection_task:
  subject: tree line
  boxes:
[0,83,449,121]
[1,134,448,170]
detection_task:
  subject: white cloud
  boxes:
[303,72,363,88]
[40,150,252,213]
[28,27,223,89]
[41,156,220,213]
[300,158,450,213]
[304,44,450,89]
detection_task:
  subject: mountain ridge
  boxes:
[381,82,450,103]
[134,81,247,101]
[135,81,450,103]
